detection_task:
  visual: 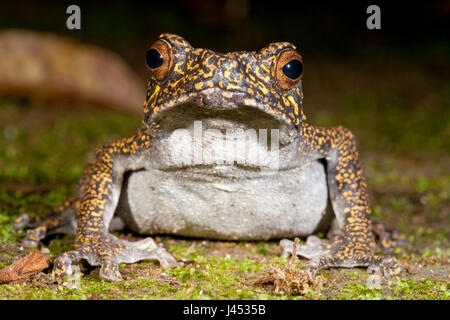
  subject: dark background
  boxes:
[1,1,449,66]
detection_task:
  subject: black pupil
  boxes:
[146,48,163,69]
[282,59,303,79]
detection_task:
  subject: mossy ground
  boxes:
[0,56,448,300]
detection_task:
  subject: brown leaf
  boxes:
[0,251,49,284]
[0,30,145,113]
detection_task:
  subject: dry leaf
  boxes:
[254,238,325,297]
[0,251,49,283]
[0,30,145,113]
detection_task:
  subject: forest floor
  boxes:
[0,56,448,299]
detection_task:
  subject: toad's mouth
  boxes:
[148,100,302,173]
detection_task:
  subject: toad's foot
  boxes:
[13,212,76,248]
[280,236,403,278]
[322,217,408,254]
[53,233,177,282]
[14,210,125,248]
[13,198,79,248]
[371,218,408,253]
[280,236,326,260]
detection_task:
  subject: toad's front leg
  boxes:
[53,132,176,282]
[289,124,403,278]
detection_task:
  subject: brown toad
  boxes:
[14,33,405,281]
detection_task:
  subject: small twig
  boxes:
[290,237,300,265]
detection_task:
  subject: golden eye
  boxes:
[274,50,303,90]
[145,39,172,80]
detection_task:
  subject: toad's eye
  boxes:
[146,49,163,69]
[282,59,303,80]
[274,50,303,90]
[145,39,172,80]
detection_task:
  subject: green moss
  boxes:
[391,278,449,300]
[336,283,384,300]
[248,241,273,255]
[0,102,140,186]
[334,278,449,300]
[314,88,450,152]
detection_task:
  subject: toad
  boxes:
[14,34,405,281]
